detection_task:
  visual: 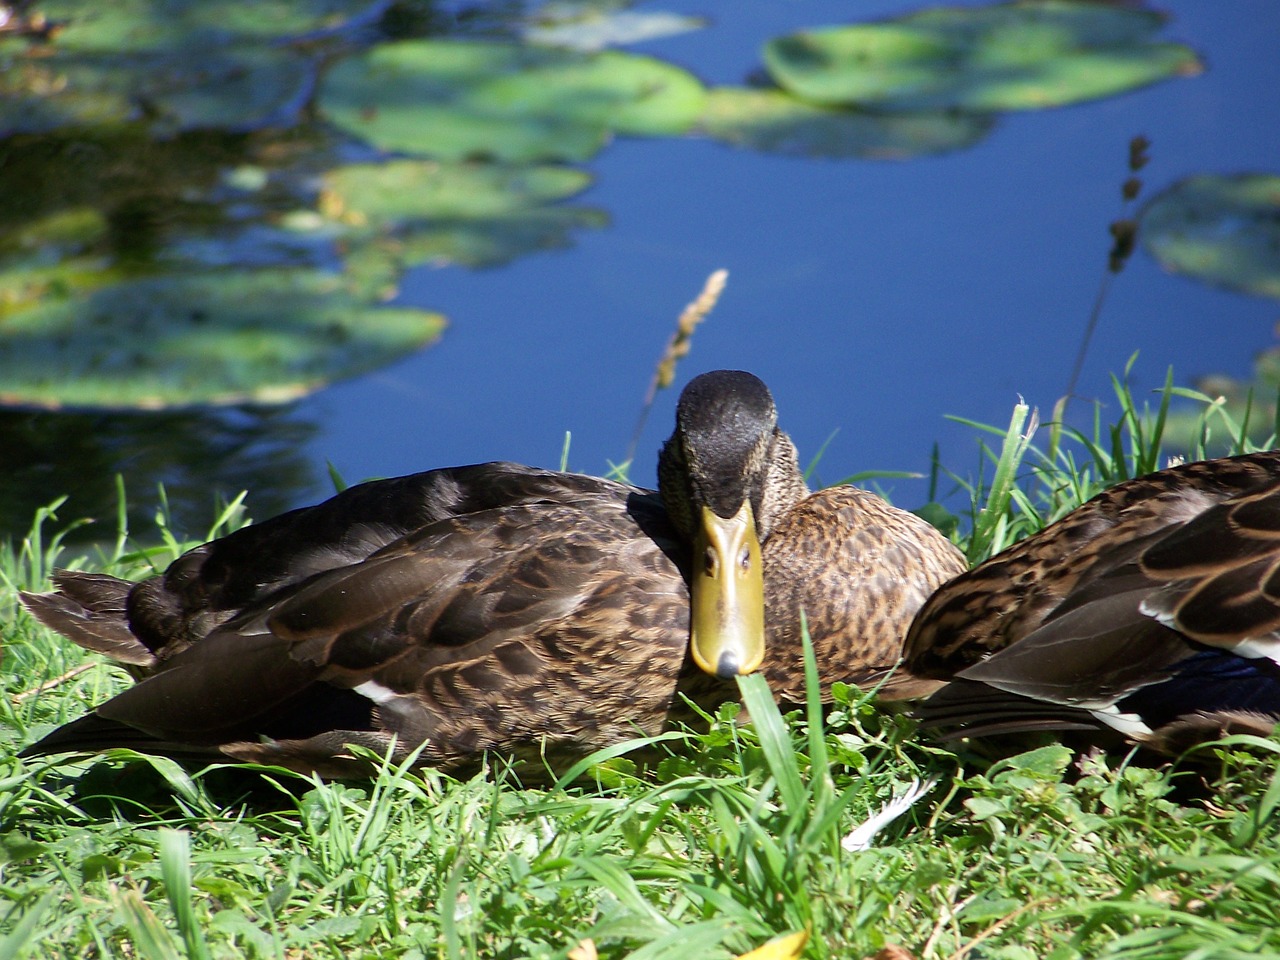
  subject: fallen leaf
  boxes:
[737,929,809,960]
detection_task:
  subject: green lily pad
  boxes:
[763,0,1201,112]
[1141,174,1280,300]
[322,161,596,225]
[2,0,379,134]
[0,268,445,409]
[698,87,994,160]
[320,39,706,161]
[41,0,379,50]
[342,204,611,297]
[319,160,608,284]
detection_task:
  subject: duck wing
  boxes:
[909,452,1280,749]
[22,471,694,775]
[126,462,643,659]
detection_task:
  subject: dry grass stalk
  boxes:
[626,269,729,466]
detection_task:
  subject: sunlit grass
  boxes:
[1,372,1279,959]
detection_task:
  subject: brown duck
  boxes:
[20,370,965,777]
[905,450,1280,754]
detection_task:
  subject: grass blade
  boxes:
[737,673,804,816]
[115,889,182,960]
[0,894,53,960]
[159,829,213,960]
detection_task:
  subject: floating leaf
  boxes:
[699,87,993,160]
[1,0,382,134]
[320,39,706,161]
[322,160,595,226]
[341,204,610,296]
[320,160,607,281]
[763,0,1201,112]
[1141,173,1280,300]
[0,268,445,409]
[38,0,378,50]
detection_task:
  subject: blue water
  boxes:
[300,1,1280,513]
[7,1,1279,539]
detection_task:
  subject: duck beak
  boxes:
[690,501,765,679]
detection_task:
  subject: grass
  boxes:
[2,372,1280,959]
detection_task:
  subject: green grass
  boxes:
[2,372,1280,959]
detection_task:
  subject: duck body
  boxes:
[25,464,696,777]
[906,450,1280,754]
[20,371,965,777]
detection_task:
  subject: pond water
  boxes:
[4,0,1279,541]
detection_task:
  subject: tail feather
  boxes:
[19,712,223,762]
[19,571,155,668]
[915,678,1105,740]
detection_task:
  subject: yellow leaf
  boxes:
[736,929,809,960]
[568,938,598,960]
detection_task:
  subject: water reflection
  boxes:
[0,406,319,541]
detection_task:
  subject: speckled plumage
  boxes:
[763,485,966,702]
[20,371,965,778]
[906,450,1280,753]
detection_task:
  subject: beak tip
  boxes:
[715,652,740,680]
[713,650,762,680]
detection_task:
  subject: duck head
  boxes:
[658,370,809,680]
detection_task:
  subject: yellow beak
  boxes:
[690,501,765,678]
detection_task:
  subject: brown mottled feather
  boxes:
[764,486,965,701]
[907,450,1280,751]
[20,372,964,777]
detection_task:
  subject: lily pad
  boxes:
[1160,351,1280,456]
[1,0,381,134]
[698,87,994,160]
[342,204,611,297]
[763,1,1201,112]
[320,160,608,284]
[44,0,381,49]
[321,161,596,225]
[320,39,706,161]
[0,268,445,409]
[1141,174,1280,300]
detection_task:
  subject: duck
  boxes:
[904,449,1280,755]
[19,370,966,778]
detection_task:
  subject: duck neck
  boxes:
[756,429,809,540]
